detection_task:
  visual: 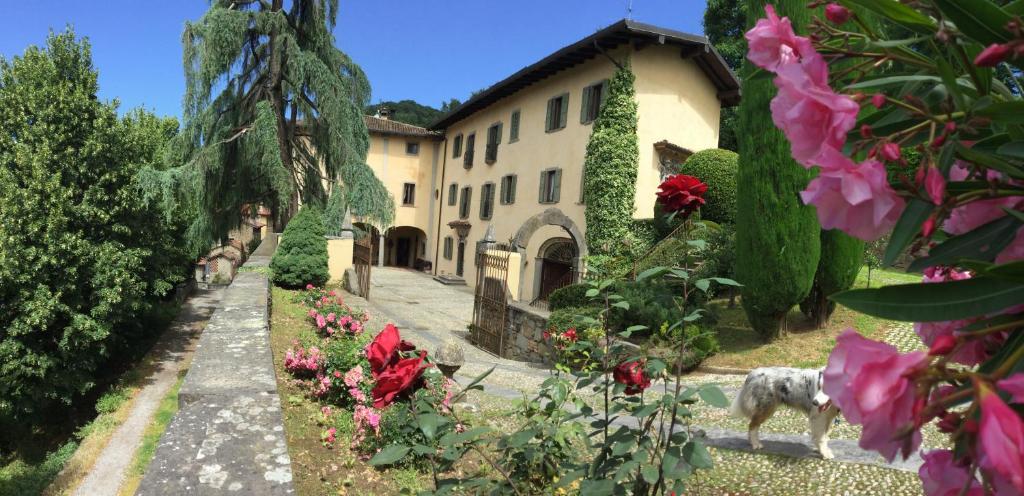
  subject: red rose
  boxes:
[563,328,578,343]
[366,324,401,376]
[613,360,651,395]
[656,174,707,218]
[371,352,428,408]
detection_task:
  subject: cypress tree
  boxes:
[583,63,639,256]
[735,0,821,340]
[801,231,863,328]
[140,0,393,254]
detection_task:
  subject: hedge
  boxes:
[680,148,738,224]
[548,306,603,334]
[548,283,590,311]
[271,207,330,288]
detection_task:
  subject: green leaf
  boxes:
[884,199,933,266]
[976,101,1024,125]
[633,403,661,419]
[908,214,1023,271]
[996,141,1024,159]
[614,460,639,482]
[416,413,448,440]
[709,277,741,287]
[682,441,714,469]
[698,386,730,408]
[585,288,600,297]
[368,445,410,466]
[1007,0,1024,14]
[987,259,1024,282]
[626,324,648,333]
[641,463,660,484]
[579,479,614,496]
[959,313,1024,333]
[954,142,1024,178]
[839,0,936,34]
[439,426,491,446]
[832,277,1024,322]
[612,301,630,310]
[845,75,942,90]
[505,429,536,448]
[612,437,638,456]
[932,0,1013,45]
[637,266,668,282]
[411,444,434,455]
[694,279,711,293]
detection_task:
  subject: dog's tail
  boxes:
[729,385,750,419]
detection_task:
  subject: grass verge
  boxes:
[116,373,185,496]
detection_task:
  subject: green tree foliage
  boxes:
[735,0,821,340]
[703,0,745,151]
[800,231,864,328]
[365,99,442,127]
[140,0,393,255]
[0,30,191,419]
[583,63,638,257]
[680,148,738,224]
[271,207,329,288]
[322,187,346,236]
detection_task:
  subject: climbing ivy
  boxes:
[582,63,639,257]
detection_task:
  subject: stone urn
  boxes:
[434,341,465,379]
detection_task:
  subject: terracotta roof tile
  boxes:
[363,115,441,138]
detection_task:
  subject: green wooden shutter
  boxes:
[496,122,503,143]
[545,99,553,131]
[552,169,562,202]
[479,185,487,219]
[510,111,519,141]
[510,175,517,204]
[580,86,592,123]
[539,170,547,202]
[600,80,609,109]
[558,94,568,129]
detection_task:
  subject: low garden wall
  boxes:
[504,302,552,363]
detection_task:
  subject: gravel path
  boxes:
[72,288,224,496]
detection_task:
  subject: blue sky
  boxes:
[0,0,709,119]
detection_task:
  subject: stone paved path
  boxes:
[344,268,925,473]
[72,288,224,496]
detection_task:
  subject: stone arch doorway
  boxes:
[511,207,587,302]
[536,238,578,302]
[385,225,428,269]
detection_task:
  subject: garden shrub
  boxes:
[691,225,737,298]
[271,207,330,288]
[547,306,602,334]
[0,30,191,421]
[679,148,738,224]
[651,323,720,371]
[606,280,683,337]
[629,218,660,255]
[547,283,590,311]
[800,230,863,328]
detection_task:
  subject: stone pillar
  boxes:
[476,224,497,255]
[378,233,385,267]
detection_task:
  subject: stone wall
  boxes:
[504,301,552,363]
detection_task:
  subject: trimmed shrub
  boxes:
[736,0,821,340]
[680,148,738,224]
[691,225,737,298]
[547,306,603,334]
[271,207,329,288]
[548,283,590,311]
[606,280,682,336]
[800,230,863,327]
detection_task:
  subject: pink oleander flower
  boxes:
[799,150,905,241]
[824,3,851,25]
[998,373,1024,404]
[919,449,983,496]
[978,383,1024,493]
[880,143,901,162]
[745,4,817,71]
[771,61,858,167]
[824,329,928,461]
[871,93,886,109]
[914,268,999,365]
[924,167,946,206]
[975,43,1012,67]
[344,365,364,388]
[996,228,1024,264]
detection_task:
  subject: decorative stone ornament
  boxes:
[433,341,465,378]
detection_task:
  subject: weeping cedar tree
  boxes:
[139,0,393,255]
[735,0,821,340]
[0,30,191,421]
[583,63,639,257]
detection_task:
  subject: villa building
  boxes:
[362,19,738,304]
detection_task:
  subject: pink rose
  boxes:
[924,167,946,206]
[979,385,1024,493]
[745,4,818,71]
[306,284,314,290]
[771,61,858,167]
[918,449,983,496]
[824,329,928,461]
[327,312,336,322]
[316,313,326,329]
[800,151,905,241]
[997,373,1024,404]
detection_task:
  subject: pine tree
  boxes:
[140,0,393,254]
[583,63,639,257]
[735,0,821,340]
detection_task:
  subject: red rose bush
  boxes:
[749,3,1024,493]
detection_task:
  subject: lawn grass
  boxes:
[702,266,920,369]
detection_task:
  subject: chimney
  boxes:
[377,107,392,120]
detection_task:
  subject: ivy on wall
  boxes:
[582,63,639,257]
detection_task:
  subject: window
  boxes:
[443,236,453,260]
[402,183,415,206]
[447,183,458,206]
[580,80,608,124]
[539,168,562,204]
[406,142,420,155]
[463,133,475,168]
[509,110,520,142]
[480,182,495,220]
[485,122,502,164]
[452,134,463,158]
[500,174,517,205]
[459,186,472,219]
[545,93,569,132]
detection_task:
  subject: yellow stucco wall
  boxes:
[430,44,723,301]
[327,236,354,284]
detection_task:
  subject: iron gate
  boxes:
[471,243,514,356]
[353,234,373,299]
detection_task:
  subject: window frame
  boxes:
[479,182,495,220]
[447,183,458,206]
[459,186,472,219]
[463,133,475,168]
[406,141,420,155]
[443,236,453,260]
[539,168,562,204]
[580,80,608,124]
[452,134,463,158]
[509,109,520,143]
[485,122,502,164]
[401,182,416,206]
[500,174,517,205]
[545,93,569,133]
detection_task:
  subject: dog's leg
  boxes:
[810,411,834,459]
[748,409,774,450]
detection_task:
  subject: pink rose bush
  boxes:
[299,285,369,338]
[749,3,1024,493]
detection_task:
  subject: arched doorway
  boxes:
[511,208,588,303]
[384,225,429,270]
[536,238,578,302]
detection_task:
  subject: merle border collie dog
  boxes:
[729,367,840,459]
